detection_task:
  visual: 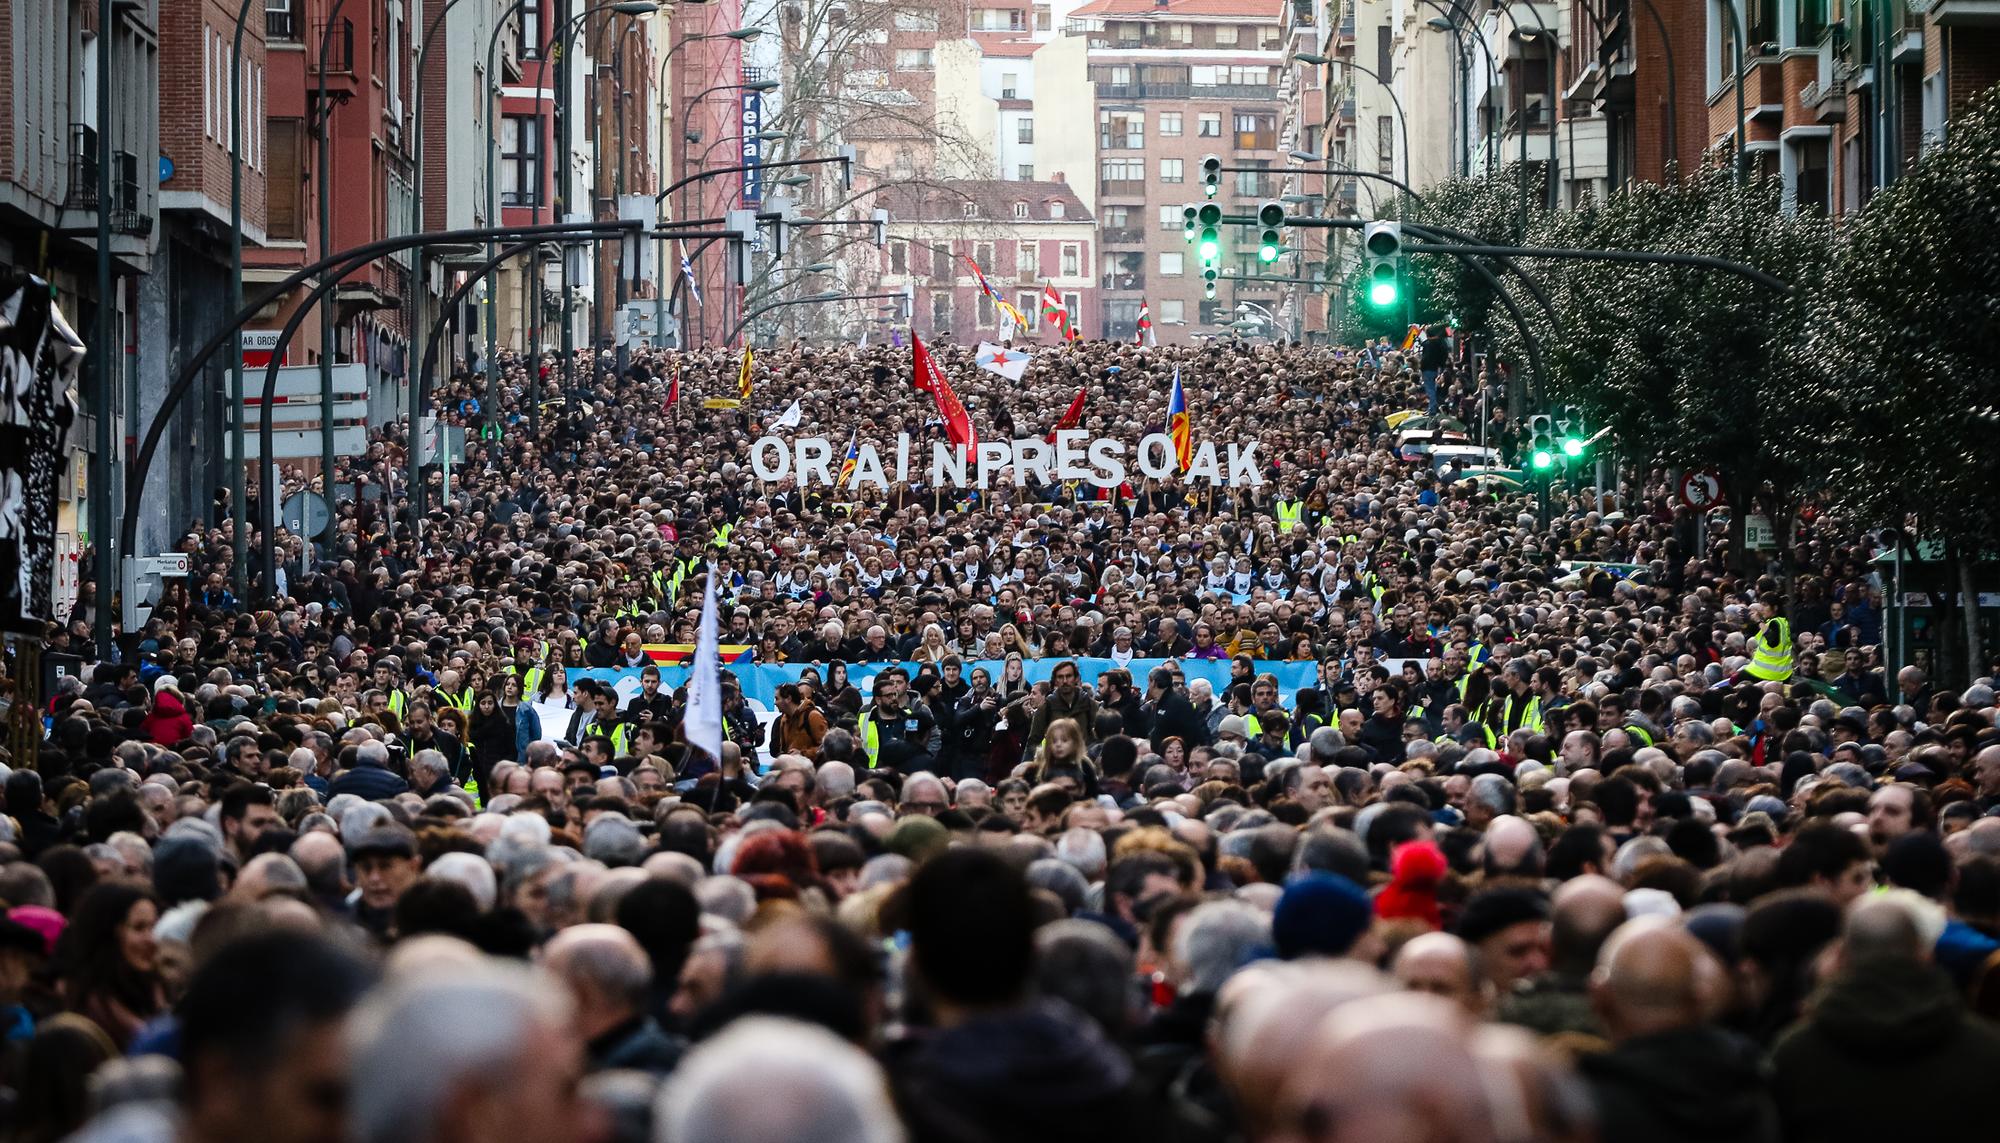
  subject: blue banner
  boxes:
[554,658,1326,715]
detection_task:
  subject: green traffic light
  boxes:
[1368,279,1398,307]
[1258,241,1279,263]
[1531,448,1555,471]
[1561,436,1585,458]
[1198,227,1220,262]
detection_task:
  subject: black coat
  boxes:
[1145,693,1206,752]
[1580,1025,1778,1143]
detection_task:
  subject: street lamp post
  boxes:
[224,0,260,595]
[1422,1,1500,175]
[654,28,762,348]
[675,79,782,346]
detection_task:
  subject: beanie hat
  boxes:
[1272,873,1373,959]
[1373,840,1447,930]
[1217,715,1249,740]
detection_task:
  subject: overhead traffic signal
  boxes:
[1182,203,1199,241]
[1257,202,1285,263]
[1196,202,1223,264]
[1200,154,1223,199]
[1558,406,1586,458]
[1361,221,1403,308]
[1527,414,1555,473]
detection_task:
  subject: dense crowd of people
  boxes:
[2,330,1999,1143]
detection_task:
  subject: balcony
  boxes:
[311,18,354,73]
[1099,136,1145,150]
[1911,0,2000,25]
[266,0,299,39]
[1100,227,1145,245]
[1800,77,1847,122]
[1194,84,1278,101]
[1102,270,1145,291]
[64,124,98,209]
[1095,82,1192,100]
[1099,178,1148,198]
[1235,131,1278,152]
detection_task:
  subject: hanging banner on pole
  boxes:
[741,91,765,206]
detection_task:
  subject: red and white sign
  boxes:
[1679,469,1722,509]
[241,330,287,368]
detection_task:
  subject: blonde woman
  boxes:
[1030,717,1094,796]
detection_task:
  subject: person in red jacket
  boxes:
[139,686,195,746]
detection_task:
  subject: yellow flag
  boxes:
[737,346,754,401]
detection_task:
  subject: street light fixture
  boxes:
[1425,14,1453,29]
[1294,51,1330,65]
[778,174,812,187]
[1288,149,1324,165]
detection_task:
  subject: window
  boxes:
[897,10,939,29]
[963,201,979,218]
[1233,160,1271,197]
[932,292,952,333]
[1098,110,1144,149]
[1160,158,1184,183]
[1017,118,1035,143]
[1017,164,1034,180]
[1377,26,1392,81]
[267,118,304,238]
[976,241,996,268]
[935,244,956,277]
[971,8,1025,30]
[1378,116,1396,174]
[1159,111,1183,137]
[1034,3,1050,30]
[891,240,908,274]
[1193,65,1271,88]
[518,0,542,58]
[1199,299,1228,325]
[500,114,541,206]
[1160,299,1184,323]
[203,31,213,141]
[1235,112,1276,151]
[1014,200,1030,218]
[977,292,996,327]
[894,49,934,70]
[1019,291,1041,330]
[1104,205,1130,229]
[1049,200,1065,218]
[1159,204,1183,230]
[1001,72,1019,98]
[1214,23,1239,45]
[265,0,298,40]
[1707,0,1731,96]
[1100,157,1145,181]
[1063,291,1081,321]
[1166,22,1192,43]
[1017,241,1038,277]
[1198,113,1222,137]
[1159,251,1184,277]
[1060,243,1081,277]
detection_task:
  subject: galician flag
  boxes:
[974,342,1031,382]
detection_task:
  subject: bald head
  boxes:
[1216,961,1390,1140]
[1275,992,1498,1143]
[1589,921,1708,1043]
[542,923,653,1039]
[1394,931,1486,1018]
[1482,816,1544,879]
[1550,874,1627,976]
[1841,896,1925,965]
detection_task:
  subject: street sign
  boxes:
[122,552,192,629]
[135,553,191,578]
[1678,469,1722,509]
[229,426,368,460]
[281,491,331,538]
[240,363,369,401]
[1745,514,1777,550]
[417,419,466,465]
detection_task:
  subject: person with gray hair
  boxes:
[1054,827,1108,881]
[1034,920,1138,1040]
[1465,772,1516,828]
[543,924,683,1075]
[1026,858,1091,915]
[428,851,499,911]
[346,961,585,1143]
[584,815,648,868]
[652,1017,904,1143]
[1307,724,1345,765]
[1172,900,1272,997]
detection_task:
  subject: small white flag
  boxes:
[857,329,870,349]
[772,398,803,430]
[683,568,724,770]
[974,342,1032,382]
[1000,309,1018,343]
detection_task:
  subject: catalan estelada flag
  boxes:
[837,431,859,487]
[736,346,754,401]
[1167,366,1191,472]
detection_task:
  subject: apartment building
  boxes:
[873,177,1096,343]
[1069,0,1289,342]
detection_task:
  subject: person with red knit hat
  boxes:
[1375,840,1448,930]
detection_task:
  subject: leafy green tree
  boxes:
[1804,88,2000,678]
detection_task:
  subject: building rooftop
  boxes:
[1069,0,1283,20]
[876,179,1095,224]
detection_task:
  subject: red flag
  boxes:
[665,360,680,410]
[912,329,978,452]
[1043,387,1087,443]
